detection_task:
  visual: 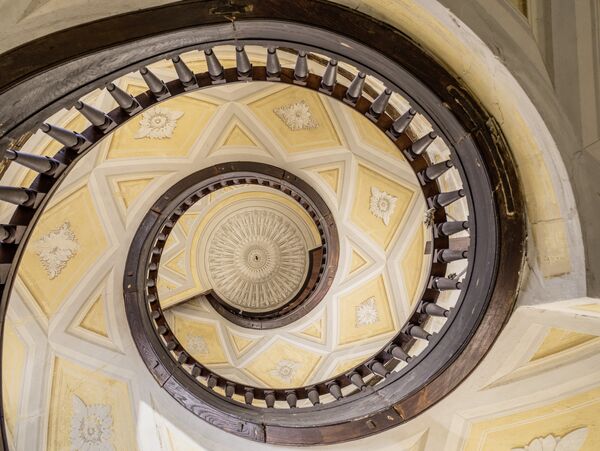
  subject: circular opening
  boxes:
[145,160,339,334]
[173,184,320,314]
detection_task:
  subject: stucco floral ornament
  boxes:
[33,221,79,280]
[511,427,588,451]
[270,359,300,384]
[273,100,318,131]
[70,395,114,451]
[369,186,397,226]
[185,335,209,356]
[134,106,183,139]
[356,297,379,326]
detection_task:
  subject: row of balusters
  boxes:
[167,312,449,409]
[0,45,457,204]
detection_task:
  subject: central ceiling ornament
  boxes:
[207,209,308,312]
[128,162,338,332]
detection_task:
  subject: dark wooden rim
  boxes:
[0,1,526,447]
[135,161,340,330]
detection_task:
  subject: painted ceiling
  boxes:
[1,46,598,451]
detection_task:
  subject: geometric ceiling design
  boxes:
[1,47,598,450]
[139,78,429,388]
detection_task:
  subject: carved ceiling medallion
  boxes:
[356,297,379,326]
[70,395,114,451]
[274,100,319,131]
[33,221,79,280]
[207,208,309,312]
[134,106,183,139]
[369,186,397,226]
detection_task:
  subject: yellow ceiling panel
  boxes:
[530,328,598,362]
[115,177,154,210]
[19,185,109,318]
[208,116,269,157]
[109,172,169,222]
[244,339,322,388]
[107,92,219,160]
[349,248,369,276]
[463,386,600,451]
[227,329,258,357]
[47,357,137,451]
[306,161,345,203]
[79,294,109,338]
[222,124,257,147]
[296,311,327,344]
[338,275,396,345]
[317,168,341,194]
[215,116,260,148]
[348,107,405,160]
[247,85,343,153]
[350,251,368,273]
[328,354,370,379]
[351,163,416,250]
[171,315,228,365]
[163,249,187,277]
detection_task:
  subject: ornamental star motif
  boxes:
[70,395,114,451]
[355,297,379,326]
[273,100,318,131]
[511,427,588,451]
[134,106,183,139]
[369,187,397,226]
[33,221,79,280]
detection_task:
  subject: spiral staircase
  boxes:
[0,1,598,450]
